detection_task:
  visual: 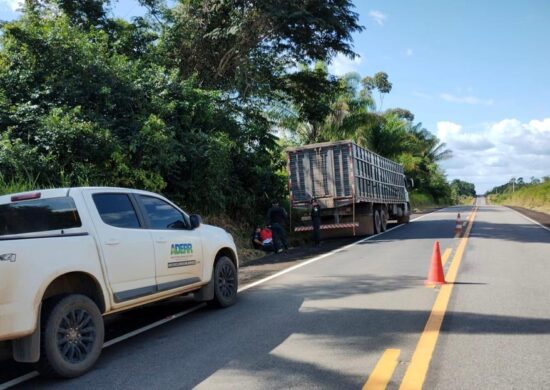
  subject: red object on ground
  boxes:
[425,240,446,286]
[260,228,272,241]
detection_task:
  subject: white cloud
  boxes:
[436,121,494,151]
[440,93,494,106]
[369,10,387,26]
[328,53,363,76]
[405,48,414,57]
[437,118,550,192]
[1,0,23,11]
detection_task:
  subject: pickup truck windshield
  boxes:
[0,196,82,236]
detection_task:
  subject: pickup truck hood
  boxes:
[199,224,234,243]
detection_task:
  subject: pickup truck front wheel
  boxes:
[38,294,104,378]
[212,256,238,308]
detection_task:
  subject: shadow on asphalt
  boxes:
[471,221,550,243]
[23,271,550,389]
[16,205,550,387]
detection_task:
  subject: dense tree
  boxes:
[450,179,476,198]
[272,67,455,202]
[162,0,363,98]
[0,0,363,220]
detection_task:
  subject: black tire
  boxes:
[380,209,388,232]
[212,256,238,308]
[373,209,381,234]
[37,294,104,378]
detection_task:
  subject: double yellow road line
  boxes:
[364,207,479,390]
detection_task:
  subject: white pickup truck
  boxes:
[0,187,238,378]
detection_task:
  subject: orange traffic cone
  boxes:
[425,241,446,286]
[454,213,462,235]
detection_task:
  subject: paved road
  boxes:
[4,203,550,389]
[425,202,550,389]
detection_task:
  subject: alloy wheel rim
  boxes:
[57,308,96,363]
[218,263,236,299]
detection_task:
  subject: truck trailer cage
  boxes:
[286,140,410,236]
[287,140,406,207]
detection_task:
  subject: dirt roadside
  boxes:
[507,206,550,229]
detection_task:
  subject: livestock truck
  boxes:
[287,140,412,237]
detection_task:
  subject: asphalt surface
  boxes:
[425,200,550,389]
[2,201,550,389]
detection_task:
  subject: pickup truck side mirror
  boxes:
[190,214,202,229]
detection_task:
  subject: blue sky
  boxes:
[330,1,550,192]
[1,0,548,192]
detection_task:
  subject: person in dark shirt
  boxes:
[310,198,321,246]
[267,200,288,253]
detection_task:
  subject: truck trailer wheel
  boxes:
[373,210,382,234]
[38,294,104,378]
[212,256,238,308]
[380,209,388,232]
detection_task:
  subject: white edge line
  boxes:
[506,206,550,233]
[0,304,208,390]
[1,208,445,389]
[238,209,440,293]
[0,372,39,390]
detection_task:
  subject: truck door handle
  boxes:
[105,238,120,246]
[156,238,168,243]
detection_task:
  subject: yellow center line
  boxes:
[363,349,401,390]
[399,206,479,390]
[440,248,452,267]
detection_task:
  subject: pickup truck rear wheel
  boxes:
[38,294,104,378]
[212,256,238,308]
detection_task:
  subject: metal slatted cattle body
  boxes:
[287,141,411,236]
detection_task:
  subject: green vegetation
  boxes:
[409,192,441,210]
[0,1,461,233]
[487,177,550,213]
[450,179,476,205]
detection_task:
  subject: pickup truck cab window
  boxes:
[138,195,189,230]
[93,193,141,229]
[0,197,81,236]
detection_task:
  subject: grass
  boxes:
[409,192,449,211]
[0,175,41,196]
[456,195,475,205]
[487,181,550,213]
[202,215,266,264]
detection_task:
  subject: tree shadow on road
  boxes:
[23,271,550,389]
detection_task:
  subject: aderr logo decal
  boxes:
[170,243,193,256]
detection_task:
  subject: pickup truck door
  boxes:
[135,194,204,291]
[84,191,157,304]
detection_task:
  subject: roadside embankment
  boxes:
[409,192,450,212]
[487,181,550,214]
